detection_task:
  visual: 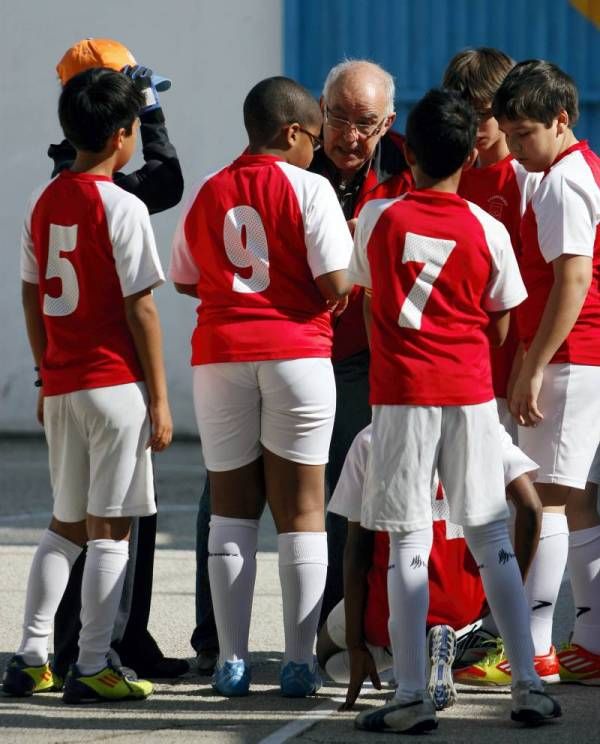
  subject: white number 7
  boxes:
[398,232,456,330]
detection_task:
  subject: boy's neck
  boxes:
[477,138,510,168]
[413,169,462,194]
[70,150,119,178]
[247,145,287,159]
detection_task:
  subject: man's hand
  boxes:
[339,646,381,711]
[122,65,160,113]
[148,399,173,451]
[346,218,358,237]
[510,366,544,427]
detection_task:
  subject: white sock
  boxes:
[524,512,569,655]
[278,531,327,666]
[568,525,600,654]
[464,521,538,685]
[17,529,82,666]
[77,539,129,675]
[387,527,433,701]
[208,515,259,665]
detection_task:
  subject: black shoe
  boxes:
[133,657,190,679]
[196,648,218,676]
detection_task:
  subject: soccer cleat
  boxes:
[212,659,251,697]
[355,693,438,734]
[280,659,321,697]
[427,624,458,710]
[62,661,153,703]
[453,623,499,669]
[558,643,600,685]
[454,640,560,686]
[1,655,63,697]
[510,681,562,725]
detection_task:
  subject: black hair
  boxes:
[405,88,477,180]
[442,47,515,107]
[243,76,322,147]
[492,60,579,126]
[58,68,145,153]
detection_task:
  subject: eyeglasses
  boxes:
[324,106,388,138]
[298,126,323,151]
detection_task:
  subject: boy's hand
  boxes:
[339,646,381,711]
[36,388,44,426]
[148,400,173,451]
[346,218,358,237]
[327,295,349,317]
[510,367,544,427]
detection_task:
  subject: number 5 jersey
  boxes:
[20,170,165,396]
[169,153,353,364]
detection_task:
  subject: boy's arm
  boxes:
[174,282,199,298]
[22,281,46,425]
[362,289,373,347]
[124,289,173,451]
[510,254,591,426]
[485,310,510,347]
[340,521,381,710]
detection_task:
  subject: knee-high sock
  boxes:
[464,520,538,685]
[279,531,327,666]
[77,539,129,674]
[569,525,600,654]
[387,527,433,701]
[18,529,82,666]
[524,512,569,655]
[208,515,259,665]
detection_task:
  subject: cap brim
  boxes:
[151,73,171,92]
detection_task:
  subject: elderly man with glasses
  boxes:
[309,60,414,627]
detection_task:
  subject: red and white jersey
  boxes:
[327,425,485,645]
[169,153,352,365]
[518,141,600,364]
[459,156,541,397]
[348,189,527,406]
[20,170,165,396]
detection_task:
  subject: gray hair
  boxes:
[322,59,396,115]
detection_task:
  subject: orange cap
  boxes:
[56,38,136,85]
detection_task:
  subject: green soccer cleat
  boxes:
[2,655,63,696]
[62,661,153,704]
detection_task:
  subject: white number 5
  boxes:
[223,206,270,293]
[44,224,79,317]
[398,232,455,330]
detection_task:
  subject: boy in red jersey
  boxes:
[2,69,171,703]
[494,60,600,686]
[442,48,553,684]
[348,88,560,733]
[169,76,352,697]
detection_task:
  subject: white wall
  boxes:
[0,0,282,434]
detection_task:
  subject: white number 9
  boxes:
[223,206,270,293]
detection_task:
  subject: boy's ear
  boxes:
[319,95,325,114]
[556,108,570,133]
[284,122,301,149]
[463,147,479,171]
[402,141,417,167]
[111,128,127,150]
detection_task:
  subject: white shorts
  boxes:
[44,383,155,522]
[193,358,336,471]
[362,401,509,532]
[518,363,600,489]
[497,409,538,486]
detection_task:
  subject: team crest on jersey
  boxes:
[487,195,508,220]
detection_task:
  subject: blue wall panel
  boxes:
[284,0,600,147]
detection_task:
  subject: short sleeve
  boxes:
[327,424,372,522]
[347,198,397,289]
[466,201,527,312]
[97,182,165,297]
[20,183,52,284]
[534,172,598,263]
[276,163,353,278]
[169,183,208,284]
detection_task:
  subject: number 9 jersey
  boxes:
[20,171,165,396]
[169,153,352,364]
[348,189,527,406]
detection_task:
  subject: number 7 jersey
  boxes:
[169,153,353,364]
[20,170,165,396]
[348,189,527,406]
